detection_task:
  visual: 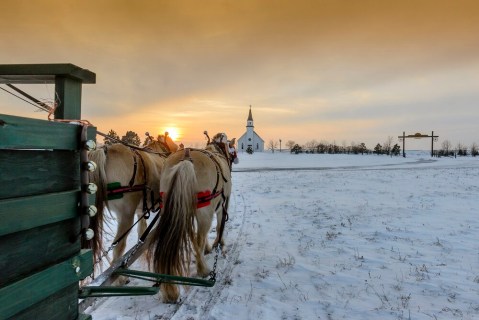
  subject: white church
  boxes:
[237,106,265,152]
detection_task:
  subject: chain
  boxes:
[208,244,221,282]
[94,243,116,265]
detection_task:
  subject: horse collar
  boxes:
[182,148,193,162]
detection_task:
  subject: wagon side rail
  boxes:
[0,64,96,320]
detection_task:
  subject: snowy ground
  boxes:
[85,151,479,320]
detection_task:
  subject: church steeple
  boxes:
[238,104,264,152]
[247,105,254,127]
[247,105,253,121]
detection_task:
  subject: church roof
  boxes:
[238,131,264,143]
[247,105,253,121]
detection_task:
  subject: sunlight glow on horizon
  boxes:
[162,127,181,142]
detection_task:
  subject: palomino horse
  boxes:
[87,134,178,265]
[148,132,237,302]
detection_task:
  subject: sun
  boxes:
[163,127,181,141]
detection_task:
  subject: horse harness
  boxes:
[105,145,169,218]
[179,143,232,249]
[104,140,231,211]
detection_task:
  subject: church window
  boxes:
[248,138,251,141]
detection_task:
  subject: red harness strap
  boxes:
[159,190,222,209]
[107,184,146,195]
[197,190,223,208]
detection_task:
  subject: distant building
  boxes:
[238,106,264,152]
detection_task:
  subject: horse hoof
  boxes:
[116,276,130,286]
[197,267,211,278]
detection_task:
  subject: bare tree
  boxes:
[441,140,452,156]
[471,142,478,157]
[268,140,278,153]
[304,139,318,153]
[342,140,349,154]
[285,140,295,150]
[456,142,467,156]
[317,140,328,153]
[358,142,367,155]
[383,136,393,156]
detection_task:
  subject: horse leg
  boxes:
[203,213,212,255]
[213,197,229,254]
[195,209,212,277]
[112,209,135,263]
[136,208,147,239]
[134,208,148,264]
[204,239,212,255]
[110,195,140,284]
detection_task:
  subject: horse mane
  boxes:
[147,137,179,154]
[211,132,227,143]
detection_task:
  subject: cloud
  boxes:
[1,0,479,146]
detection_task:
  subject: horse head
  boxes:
[228,137,239,164]
[208,133,238,165]
[155,133,179,153]
[212,132,228,144]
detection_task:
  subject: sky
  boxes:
[0,0,478,148]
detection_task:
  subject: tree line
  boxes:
[268,136,479,157]
[267,136,401,156]
[102,129,158,147]
[436,140,479,157]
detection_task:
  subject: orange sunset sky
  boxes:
[1,0,478,148]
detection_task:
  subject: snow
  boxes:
[85,151,479,320]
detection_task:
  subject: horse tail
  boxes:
[86,148,108,264]
[148,159,197,302]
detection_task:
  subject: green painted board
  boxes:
[0,63,96,84]
[8,283,78,320]
[0,250,93,320]
[0,149,80,200]
[0,218,81,287]
[0,114,96,150]
[0,190,79,236]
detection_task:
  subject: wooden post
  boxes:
[402,132,405,157]
[54,76,83,119]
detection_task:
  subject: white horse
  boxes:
[148,132,238,302]
[87,135,178,265]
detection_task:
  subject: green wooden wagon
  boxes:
[0,64,96,320]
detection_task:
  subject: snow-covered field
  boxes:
[86,152,479,320]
